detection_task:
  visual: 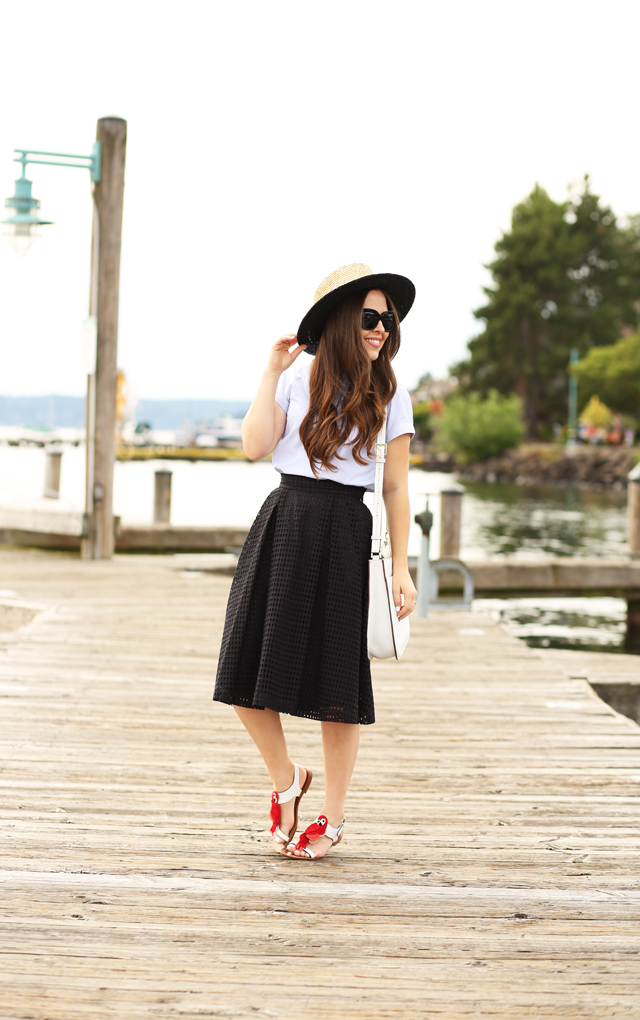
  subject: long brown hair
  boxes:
[299,289,401,475]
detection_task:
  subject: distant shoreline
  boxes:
[0,395,250,431]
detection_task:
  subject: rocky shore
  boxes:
[411,442,638,488]
[454,444,637,489]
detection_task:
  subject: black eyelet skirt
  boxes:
[213,473,375,725]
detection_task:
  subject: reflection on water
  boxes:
[460,482,630,654]
[475,597,627,654]
[461,481,627,560]
[0,448,628,560]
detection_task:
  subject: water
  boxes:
[0,446,631,653]
[475,597,627,653]
[460,480,628,560]
[458,481,629,653]
[0,445,463,554]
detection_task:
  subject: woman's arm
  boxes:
[242,334,306,460]
[382,433,417,620]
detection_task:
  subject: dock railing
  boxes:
[415,484,475,616]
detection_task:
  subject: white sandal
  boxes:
[287,815,345,859]
[270,763,313,855]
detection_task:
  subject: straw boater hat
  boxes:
[297,263,416,355]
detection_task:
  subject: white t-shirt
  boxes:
[272,356,414,491]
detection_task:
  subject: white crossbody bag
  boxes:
[367,416,410,660]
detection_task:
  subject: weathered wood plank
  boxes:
[0,547,639,1018]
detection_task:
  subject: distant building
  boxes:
[410,373,458,404]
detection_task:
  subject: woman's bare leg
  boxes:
[288,721,359,858]
[233,706,308,851]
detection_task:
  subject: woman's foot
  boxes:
[285,813,345,859]
[270,763,312,855]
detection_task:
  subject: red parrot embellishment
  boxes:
[295,816,328,851]
[269,791,281,834]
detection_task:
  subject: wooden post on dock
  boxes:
[154,471,172,524]
[440,485,464,559]
[626,464,640,648]
[626,599,640,653]
[81,117,127,560]
[43,450,62,499]
[627,462,640,559]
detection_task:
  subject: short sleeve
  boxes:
[275,367,294,413]
[386,386,415,442]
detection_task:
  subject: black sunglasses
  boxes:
[362,308,396,332]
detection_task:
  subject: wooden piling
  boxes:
[82,116,127,560]
[626,597,640,653]
[439,486,463,558]
[43,450,62,499]
[627,462,640,558]
[153,471,172,524]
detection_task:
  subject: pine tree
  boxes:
[453,179,640,437]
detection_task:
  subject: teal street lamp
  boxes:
[2,144,101,254]
[4,118,126,560]
[567,347,579,447]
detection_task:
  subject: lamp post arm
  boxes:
[13,142,102,183]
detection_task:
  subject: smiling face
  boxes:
[361,289,389,361]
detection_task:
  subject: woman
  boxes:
[214,263,417,860]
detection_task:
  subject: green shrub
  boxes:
[572,329,640,415]
[412,400,433,441]
[436,390,525,463]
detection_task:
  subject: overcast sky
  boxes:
[1,0,639,402]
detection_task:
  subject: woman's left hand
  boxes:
[392,567,417,621]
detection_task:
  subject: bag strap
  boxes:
[371,414,387,558]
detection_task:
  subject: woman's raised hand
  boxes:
[266,334,307,375]
[243,334,307,460]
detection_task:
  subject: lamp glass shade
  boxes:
[2,176,52,255]
[2,221,41,255]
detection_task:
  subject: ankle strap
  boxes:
[273,762,302,806]
[323,817,345,842]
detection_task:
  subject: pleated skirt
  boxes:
[213,473,375,725]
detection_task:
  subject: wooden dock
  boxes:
[1,548,639,1018]
[114,446,430,465]
[116,445,249,462]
